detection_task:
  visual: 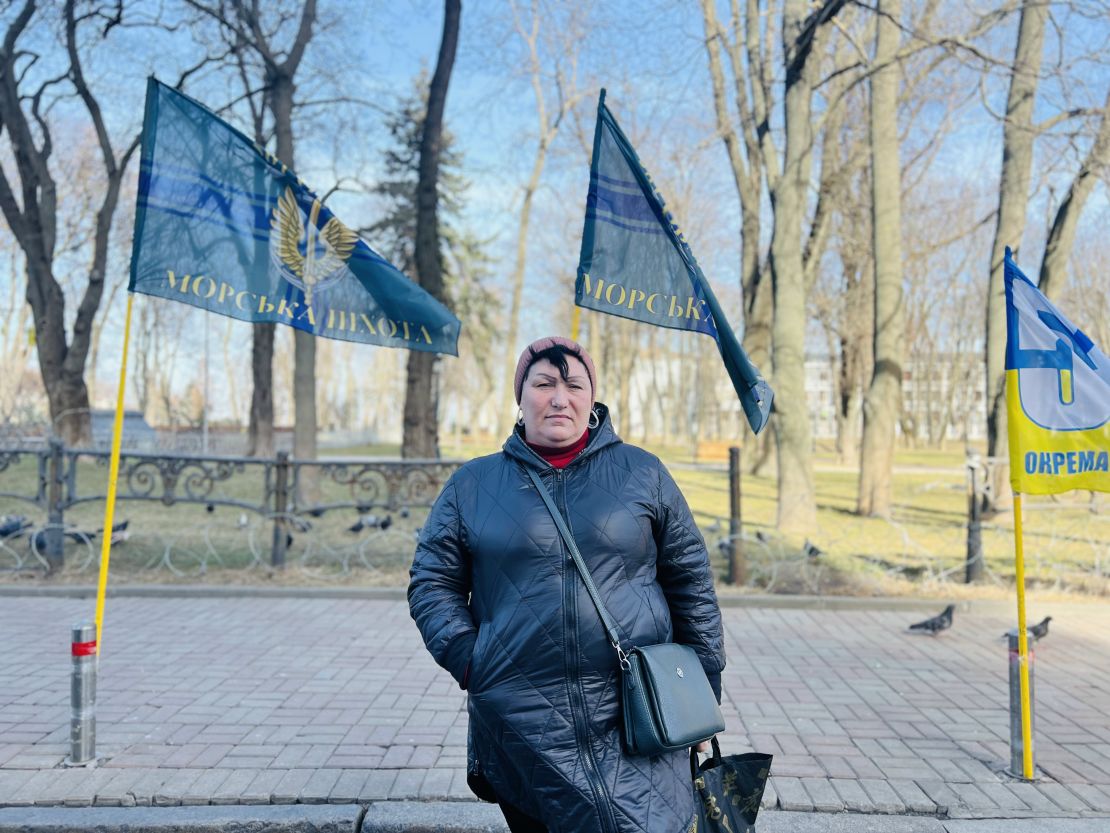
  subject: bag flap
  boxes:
[636,643,724,743]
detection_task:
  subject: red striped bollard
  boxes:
[69,622,97,765]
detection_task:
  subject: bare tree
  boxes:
[369,77,496,451]
[980,0,1109,509]
[1037,89,1110,301]
[0,247,35,423]
[401,0,461,458]
[857,0,904,518]
[1060,233,1110,352]
[700,0,777,473]
[0,0,142,443]
[185,0,318,461]
[494,0,586,440]
[984,0,1045,510]
[768,0,849,535]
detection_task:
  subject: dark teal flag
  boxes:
[576,90,772,434]
[128,78,460,354]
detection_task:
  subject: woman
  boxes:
[409,336,724,833]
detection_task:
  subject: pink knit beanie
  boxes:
[513,336,596,404]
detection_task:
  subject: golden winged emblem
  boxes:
[270,187,359,308]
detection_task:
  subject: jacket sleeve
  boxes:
[654,463,725,685]
[408,477,477,689]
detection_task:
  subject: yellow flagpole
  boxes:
[94,292,135,654]
[1012,491,1035,779]
[570,306,582,342]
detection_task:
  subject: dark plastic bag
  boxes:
[690,738,772,833]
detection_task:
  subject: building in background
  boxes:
[805,353,986,444]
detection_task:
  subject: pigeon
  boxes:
[348,514,392,534]
[908,604,954,635]
[0,515,31,539]
[84,519,130,544]
[802,539,824,559]
[1028,616,1052,641]
[348,513,378,534]
[755,530,770,544]
[1000,616,1052,642]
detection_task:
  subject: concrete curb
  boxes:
[1,805,1106,833]
[0,584,1034,612]
[360,801,505,832]
[0,803,363,832]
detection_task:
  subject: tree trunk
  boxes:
[984,0,1045,511]
[837,252,872,464]
[263,72,318,497]
[745,269,777,476]
[699,0,775,476]
[1038,90,1110,302]
[402,0,460,458]
[858,0,904,518]
[0,0,137,447]
[247,108,274,457]
[47,371,92,446]
[232,0,319,460]
[769,0,844,535]
[248,323,275,455]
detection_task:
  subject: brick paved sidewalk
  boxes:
[1,594,1108,819]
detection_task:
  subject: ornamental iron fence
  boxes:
[0,439,458,579]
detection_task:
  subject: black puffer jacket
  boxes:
[408,406,724,833]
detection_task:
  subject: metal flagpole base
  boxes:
[1005,628,1036,780]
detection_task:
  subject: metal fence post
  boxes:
[966,456,983,583]
[728,446,746,585]
[69,621,97,765]
[272,451,289,569]
[45,438,65,570]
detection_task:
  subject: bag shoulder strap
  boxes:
[525,467,628,661]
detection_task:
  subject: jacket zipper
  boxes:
[555,469,618,833]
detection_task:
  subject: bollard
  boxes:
[728,447,746,585]
[69,622,97,765]
[1006,629,1035,778]
[965,460,983,583]
[272,451,290,569]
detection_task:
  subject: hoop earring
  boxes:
[588,408,600,429]
[516,408,525,426]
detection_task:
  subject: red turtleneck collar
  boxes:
[526,429,589,469]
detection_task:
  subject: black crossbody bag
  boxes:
[526,468,725,756]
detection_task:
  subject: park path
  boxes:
[1,593,1108,819]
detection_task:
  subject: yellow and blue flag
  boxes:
[1005,248,1109,494]
[575,90,773,434]
[128,78,460,355]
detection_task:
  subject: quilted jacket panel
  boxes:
[408,407,724,833]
